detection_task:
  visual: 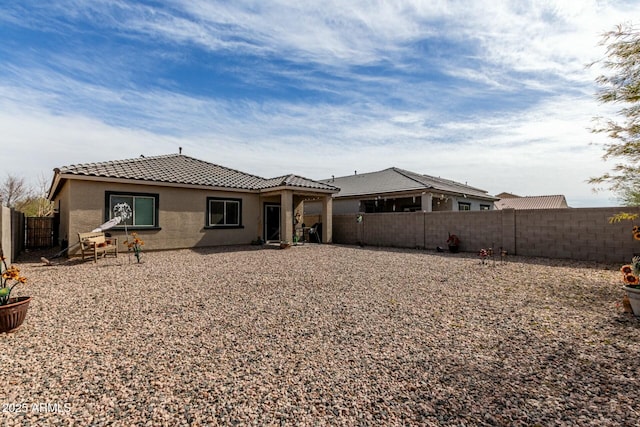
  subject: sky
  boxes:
[1,0,638,207]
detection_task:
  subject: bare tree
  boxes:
[33,173,54,217]
[13,173,54,217]
[0,174,31,208]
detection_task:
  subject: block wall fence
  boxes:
[0,206,24,265]
[0,206,11,265]
[331,207,640,263]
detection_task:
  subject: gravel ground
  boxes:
[2,244,639,426]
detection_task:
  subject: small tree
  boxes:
[589,24,640,205]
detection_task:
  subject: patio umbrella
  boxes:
[91,216,122,232]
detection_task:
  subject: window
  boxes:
[207,197,242,227]
[458,202,471,211]
[480,204,491,211]
[106,191,159,229]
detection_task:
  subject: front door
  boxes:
[264,204,281,242]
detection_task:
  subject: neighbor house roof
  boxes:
[48,154,338,199]
[494,194,569,210]
[495,192,519,199]
[321,167,497,200]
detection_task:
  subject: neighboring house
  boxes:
[306,167,497,215]
[494,193,569,210]
[47,153,338,254]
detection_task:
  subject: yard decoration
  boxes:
[113,202,144,263]
[123,232,144,263]
[479,248,494,265]
[479,246,507,266]
[0,247,31,333]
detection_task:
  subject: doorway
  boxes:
[264,203,281,242]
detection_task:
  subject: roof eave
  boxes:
[52,173,260,193]
[259,185,338,195]
[47,169,62,201]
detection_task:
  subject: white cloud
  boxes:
[1,78,618,207]
[1,0,635,208]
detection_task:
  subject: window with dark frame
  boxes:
[207,197,242,227]
[458,202,471,211]
[480,204,491,210]
[105,191,159,228]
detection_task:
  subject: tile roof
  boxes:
[321,167,496,200]
[55,154,338,192]
[495,192,519,199]
[257,174,339,191]
[494,195,569,210]
[395,168,493,199]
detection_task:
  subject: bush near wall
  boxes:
[332,207,640,263]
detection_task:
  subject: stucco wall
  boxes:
[57,179,261,254]
[55,181,71,248]
[0,206,11,265]
[332,207,640,263]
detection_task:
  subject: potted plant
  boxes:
[447,233,461,253]
[0,248,30,333]
[620,225,640,316]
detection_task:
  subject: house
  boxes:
[305,167,498,215]
[494,193,569,210]
[47,153,339,254]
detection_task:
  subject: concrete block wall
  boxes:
[333,207,640,263]
[333,214,358,244]
[422,210,504,252]
[361,212,422,248]
[514,207,640,261]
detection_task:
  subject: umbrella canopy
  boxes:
[91,217,122,232]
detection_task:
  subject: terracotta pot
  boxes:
[623,286,640,317]
[0,296,31,333]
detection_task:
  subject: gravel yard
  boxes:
[2,244,639,426]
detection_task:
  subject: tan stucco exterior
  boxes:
[56,179,260,255]
[53,176,333,255]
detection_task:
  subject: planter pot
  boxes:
[448,245,459,253]
[0,296,31,333]
[623,286,640,316]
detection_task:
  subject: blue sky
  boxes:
[1,1,637,207]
